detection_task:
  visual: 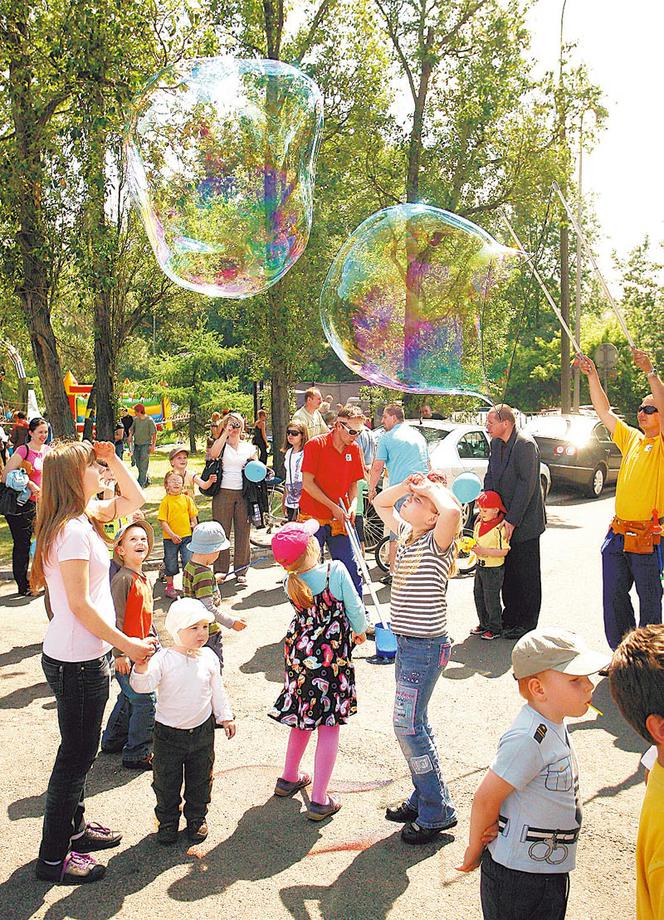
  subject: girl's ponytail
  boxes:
[283,537,321,607]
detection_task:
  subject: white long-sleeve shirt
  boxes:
[130,647,233,729]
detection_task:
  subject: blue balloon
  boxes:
[245,459,268,483]
[451,471,482,504]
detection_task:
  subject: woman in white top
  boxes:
[31,440,155,885]
[208,412,257,586]
[282,419,308,521]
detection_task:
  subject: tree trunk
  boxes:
[270,365,289,478]
[560,223,571,413]
[93,293,118,440]
[6,14,75,438]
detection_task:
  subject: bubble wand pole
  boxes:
[500,209,582,354]
[551,182,636,348]
[338,500,388,627]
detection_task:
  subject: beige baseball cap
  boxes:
[512,627,610,680]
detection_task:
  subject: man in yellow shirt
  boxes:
[292,388,329,439]
[577,348,664,649]
[609,625,664,920]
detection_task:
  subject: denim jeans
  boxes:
[480,850,570,920]
[101,672,156,761]
[163,536,192,576]
[314,524,362,597]
[601,529,663,649]
[392,633,456,829]
[133,443,151,487]
[152,716,215,829]
[39,653,111,863]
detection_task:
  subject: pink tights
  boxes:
[282,725,340,805]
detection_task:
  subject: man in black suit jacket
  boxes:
[484,404,546,638]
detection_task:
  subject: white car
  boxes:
[377,419,551,526]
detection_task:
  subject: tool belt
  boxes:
[611,516,662,555]
[298,512,347,538]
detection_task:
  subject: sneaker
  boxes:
[70,822,123,853]
[157,824,179,846]
[306,795,342,822]
[401,818,457,845]
[35,852,106,884]
[236,575,248,587]
[274,773,312,798]
[481,630,500,641]
[502,627,527,640]
[385,801,418,823]
[164,586,178,599]
[469,626,484,636]
[187,820,208,843]
[123,754,153,771]
[380,574,393,586]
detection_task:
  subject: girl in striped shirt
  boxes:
[373,471,462,845]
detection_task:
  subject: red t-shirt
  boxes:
[300,431,365,519]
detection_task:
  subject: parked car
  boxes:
[524,414,622,497]
[373,419,551,526]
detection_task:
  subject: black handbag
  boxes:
[0,482,27,517]
[199,452,223,497]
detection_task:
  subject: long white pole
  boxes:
[552,181,636,348]
[339,501,388,626]
[500,209,582,354]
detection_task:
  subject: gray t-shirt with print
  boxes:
[487,704,582,874]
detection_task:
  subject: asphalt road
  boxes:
[0,487,646,919]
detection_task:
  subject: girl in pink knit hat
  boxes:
[269,520,367,821]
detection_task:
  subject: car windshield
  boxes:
[527,416,596,443]
[417,426,452,446]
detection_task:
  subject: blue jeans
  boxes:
[314,524,362,597]
[392,633,456,829]
[39,653,111,863]
[101,672,156,762]
[133,443,151,487]
[163,536,192,576]
[601,529,663,649]
[480,850,569,920]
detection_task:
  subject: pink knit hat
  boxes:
[271,519,320,566]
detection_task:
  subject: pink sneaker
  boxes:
[164,586,178,599]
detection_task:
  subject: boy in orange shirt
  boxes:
[610,625,664,920]
[101,521,158,770]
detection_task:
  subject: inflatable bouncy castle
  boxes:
[64,372,173,433]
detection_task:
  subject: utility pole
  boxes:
[558,0,572,414]
[573,116,584,411]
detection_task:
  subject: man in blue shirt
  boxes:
[367,404,429,582]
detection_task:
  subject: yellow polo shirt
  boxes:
[613,420,664,521]
[158,494,197,540]
[472,520,510,567]
[636,758,664,920]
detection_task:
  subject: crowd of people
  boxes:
[1,352,663,919]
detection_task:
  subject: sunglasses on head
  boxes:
[286,428,301,436]
[338,419,362,436]
[638,405,658,415]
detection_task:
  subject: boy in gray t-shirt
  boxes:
[457,628,610,920]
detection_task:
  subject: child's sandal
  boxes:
[274,773,312,798]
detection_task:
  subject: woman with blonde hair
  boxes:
[268,520,367,821]
[33,440,155,885]
[208,412,257,586]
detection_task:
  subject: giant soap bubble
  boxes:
[320,205,521,394]
[126,58,323,298]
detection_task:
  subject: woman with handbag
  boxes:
[208,413,257,586]
[1,416,49,595]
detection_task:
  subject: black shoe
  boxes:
[385,801,418,823]
[187,820,208,843]
[100,742,125,754]
[70,822,122,853]
[35,852,106,884]
[401,819,457,845]
[502,627,527,640]
[157,825,178,846]
[123,754,153,771]
[380,574,393,585]
[598,667,610,677]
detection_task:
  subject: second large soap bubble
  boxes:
[126,58,323,298]
[320,205,521,394]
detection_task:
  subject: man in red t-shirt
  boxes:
[300,405,365,595]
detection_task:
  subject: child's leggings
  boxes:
[282,725,340,805]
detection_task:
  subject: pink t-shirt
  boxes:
[43,515,115,662]
[16,443,48,501]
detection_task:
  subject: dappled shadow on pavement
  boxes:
[0,642,41,668]
[240,638,284,685]
[232,584,286,611]
[280,829,453,920]
[168,796,320,902]
[443,635,513,681]
[0,680,52,710]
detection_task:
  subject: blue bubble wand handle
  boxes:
[500,208,582,354]
[552,182,636,349]
[338,500,389,627]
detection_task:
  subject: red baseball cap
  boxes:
[271,519,320,566]
[477,490,506,512]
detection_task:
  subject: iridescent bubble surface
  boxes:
[126,58,323,298]
[320,205,521,394]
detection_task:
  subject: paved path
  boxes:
[0,490,643,919]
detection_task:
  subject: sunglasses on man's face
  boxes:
[338,419,362,436]
[637,405,659,415]
[286,429,301,436]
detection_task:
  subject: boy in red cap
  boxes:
[470,491,510,640]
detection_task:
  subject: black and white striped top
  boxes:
[390,522,454,638]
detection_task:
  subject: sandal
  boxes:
[274,773,312,797]
[306,795,342,822]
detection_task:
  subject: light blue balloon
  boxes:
[452,471,482,504]
[245,459,268,483]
